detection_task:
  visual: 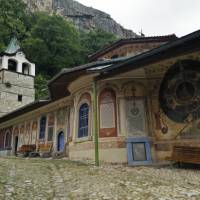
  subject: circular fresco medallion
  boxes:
[159,60,200,123]
[175,81,195,103]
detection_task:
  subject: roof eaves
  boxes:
[0,99,50,123]
[99,29,200,74]
[88,34,177,61]
[47,57,129,86]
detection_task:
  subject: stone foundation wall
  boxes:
[0,150,12,157]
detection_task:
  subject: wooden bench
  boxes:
[170,145,200,164]
[37,143,53,158]
[17,145,36,157]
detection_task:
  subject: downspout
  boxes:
[93,79,99,166]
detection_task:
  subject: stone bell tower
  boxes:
[0,37,35,117]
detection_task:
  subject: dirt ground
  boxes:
[0,157,200,200]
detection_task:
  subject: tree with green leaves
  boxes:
[0,0,27,49]
[22,13,82,77]
[35,74,49,100]
[80,29,116,57]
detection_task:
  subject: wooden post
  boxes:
[93,80,99,166]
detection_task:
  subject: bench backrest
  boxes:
[171,145,200,164]
[19,144,36,152]
[37,143,52,153]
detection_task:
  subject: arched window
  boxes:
[4,130,11,149]
[99,89,117,137]
[39,116,46,140]
[78,103,89,138]
[22,63,30,75]
[8,59,17,72]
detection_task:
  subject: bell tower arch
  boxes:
[0,37,35,117]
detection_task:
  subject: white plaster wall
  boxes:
[69,149,94,161]
[69,148,127,163]
[99,148,127,163]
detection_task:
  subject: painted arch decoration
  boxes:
[31,121,38,144]
[19,125,25,146]
[3,127,13,149]
[99,88,117,137]
[48,114,55,141]
[0,129,4,149]
[25,123,31,145]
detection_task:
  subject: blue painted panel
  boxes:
[57,132,65,152]
[126,137,152,166]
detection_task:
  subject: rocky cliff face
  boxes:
[24,0,138,38]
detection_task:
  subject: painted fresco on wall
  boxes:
[99,89,117,137]
[13,127,19,136]
[19,125,25,146]
[47,114,54,141]
[13,127,19,151]
[123,82,145,97]
[79,93,91,104]
[160,60,200,124]
[0,129,4,149]
[158,60,200,139]
[4,127,13,149]
[178,119,200,139]
[66,107,71,141]
[68,107,74,142]
[154,112,168,134]
[24,123,31,144]
[125,99,147,136]
[31,121,38,144]
[57,109,66,126]
[0,128,11,149]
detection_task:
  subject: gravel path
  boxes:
[0,157,200,200]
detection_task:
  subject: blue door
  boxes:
[57,132,65,152]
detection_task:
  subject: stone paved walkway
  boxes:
[0,157,200,200]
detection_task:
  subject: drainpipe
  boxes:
[93,79,99,166]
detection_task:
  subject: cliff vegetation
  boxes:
[0,0,117,99]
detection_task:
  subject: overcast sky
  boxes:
[76,0,200,37]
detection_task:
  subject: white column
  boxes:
[17,61,22,73]
[2,56,8,70]
[30,63,35,76]
[53,111,57,152]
